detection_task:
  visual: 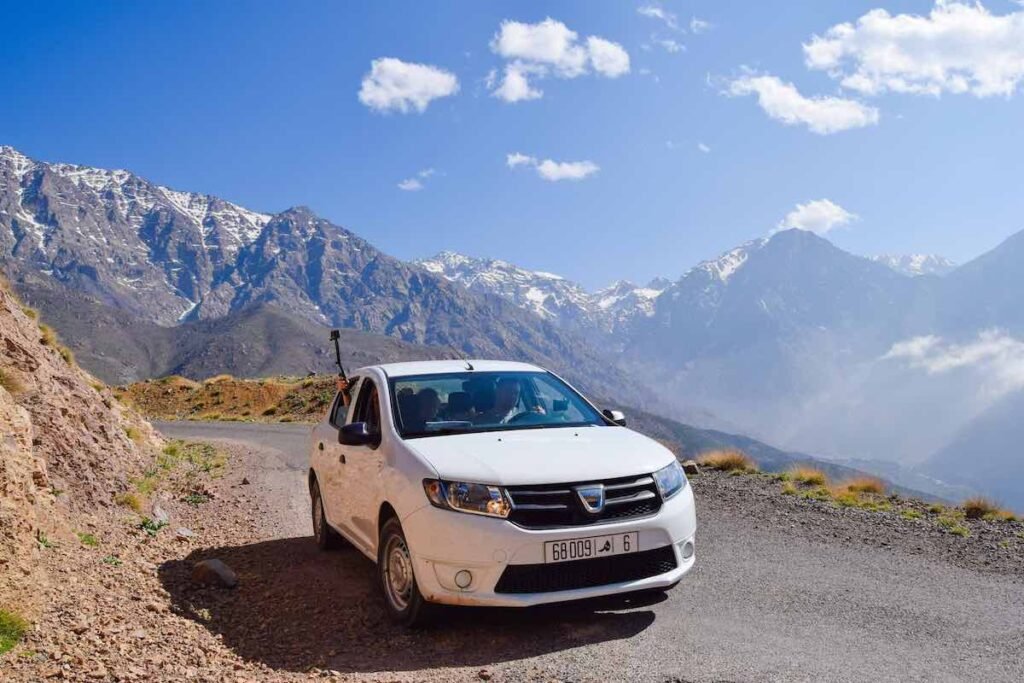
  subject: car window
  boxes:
[331,376,360,430]
[390,371,605,439]
[352,379,381,435]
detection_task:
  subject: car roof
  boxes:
[357,359,546,378]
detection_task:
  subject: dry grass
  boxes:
[697,449,758,473]
[114,492,143,512]
[0,368,24,394]
[834,476,886,496]
[38,323,57,346]
[781,481,797,496]
[960,497,1017,521]
[58,344,75,366]
[788,466,828,486]
[204,374,235,384]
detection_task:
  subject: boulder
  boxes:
[681,460,699,475]
[190,559,238,588]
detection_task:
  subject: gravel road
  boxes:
[155,421,1024,682]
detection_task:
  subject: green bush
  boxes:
[0,610,28,655]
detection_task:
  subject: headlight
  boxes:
[653,461,687,500]
[423,479,511,518]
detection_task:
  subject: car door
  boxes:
[340,376,386,553]
[318,377,360,538]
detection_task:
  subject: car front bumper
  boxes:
[401,484,697,607]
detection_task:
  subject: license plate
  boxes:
[544,532,639,563]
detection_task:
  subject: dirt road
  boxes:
[152,421,1024,682]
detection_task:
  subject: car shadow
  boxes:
[158,536,661,674]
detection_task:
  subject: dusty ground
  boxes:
[3,422,1023,682]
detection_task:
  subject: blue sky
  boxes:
[2,1,1023,289]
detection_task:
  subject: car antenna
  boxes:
[329,329,347,382]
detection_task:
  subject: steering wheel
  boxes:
[508,411,547,425]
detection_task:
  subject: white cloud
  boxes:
[884,330,1024,397]
[776,199,857,235]
[398,168,437,191]
[587,36,632,76]
[359,58,459,113]
[690,16,712,34]
[506,152,536,168]
[506,153,600,181]
[638,5,679,31]
[726,72,880,134]
[657,39,685,54]
[536,159,600,181]
[488,18,629,102]
[697,142,711,153]
[804,1,1024,98]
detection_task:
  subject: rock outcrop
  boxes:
[0,281,159,619]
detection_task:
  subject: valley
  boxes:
[2,144,1022,509]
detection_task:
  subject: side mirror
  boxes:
[603,409,627,426]
[339,422,379,446]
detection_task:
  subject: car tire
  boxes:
[378,517,432,627]
[311,478,344,551]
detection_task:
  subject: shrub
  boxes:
[781,482,797,496]
[58,345,75,366]
[960,497,1006,520]
[837,477,886,495]
[115,492,143,512]
[102,555,122,567]
[799,486,832,502]
[788,466,827,486]
[76,532,99,547]
[38,323,57,346]
[123,426,141,443]
[0,368,24,394]
[138,518,167,537]
[36,531,53,549]
[927,503,945,515]
[697,449,757,473]
[21,306,37,319]
[938,517,970,537]
[0,610,28,655]
[901,509,922,520]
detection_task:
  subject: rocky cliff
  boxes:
[0,281,158,619]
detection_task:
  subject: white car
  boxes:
[308,360,696,625]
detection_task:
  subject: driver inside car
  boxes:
[473,377,521,424]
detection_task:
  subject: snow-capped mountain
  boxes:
[0,146,646,405]
[416,251,667,338]
[870,253,956,277]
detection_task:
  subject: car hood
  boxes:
[406,426,675,485]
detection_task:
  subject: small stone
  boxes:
[191,559,239,588]
[478,670,492,681]
[151,502,170,524]
[681,460,699,475]
[176,527,194,539]
[241,477,250,486]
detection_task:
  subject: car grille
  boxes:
[494,546,678,594]
[505,474,662,529]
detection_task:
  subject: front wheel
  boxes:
[378,517,432,627]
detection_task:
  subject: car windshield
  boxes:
[389,371,606,439]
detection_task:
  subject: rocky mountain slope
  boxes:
[0,280,158,622]
[870,253,956,277]
[416,250,666,340]
[0,146,649,409]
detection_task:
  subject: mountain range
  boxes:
[2,145,1023,507]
